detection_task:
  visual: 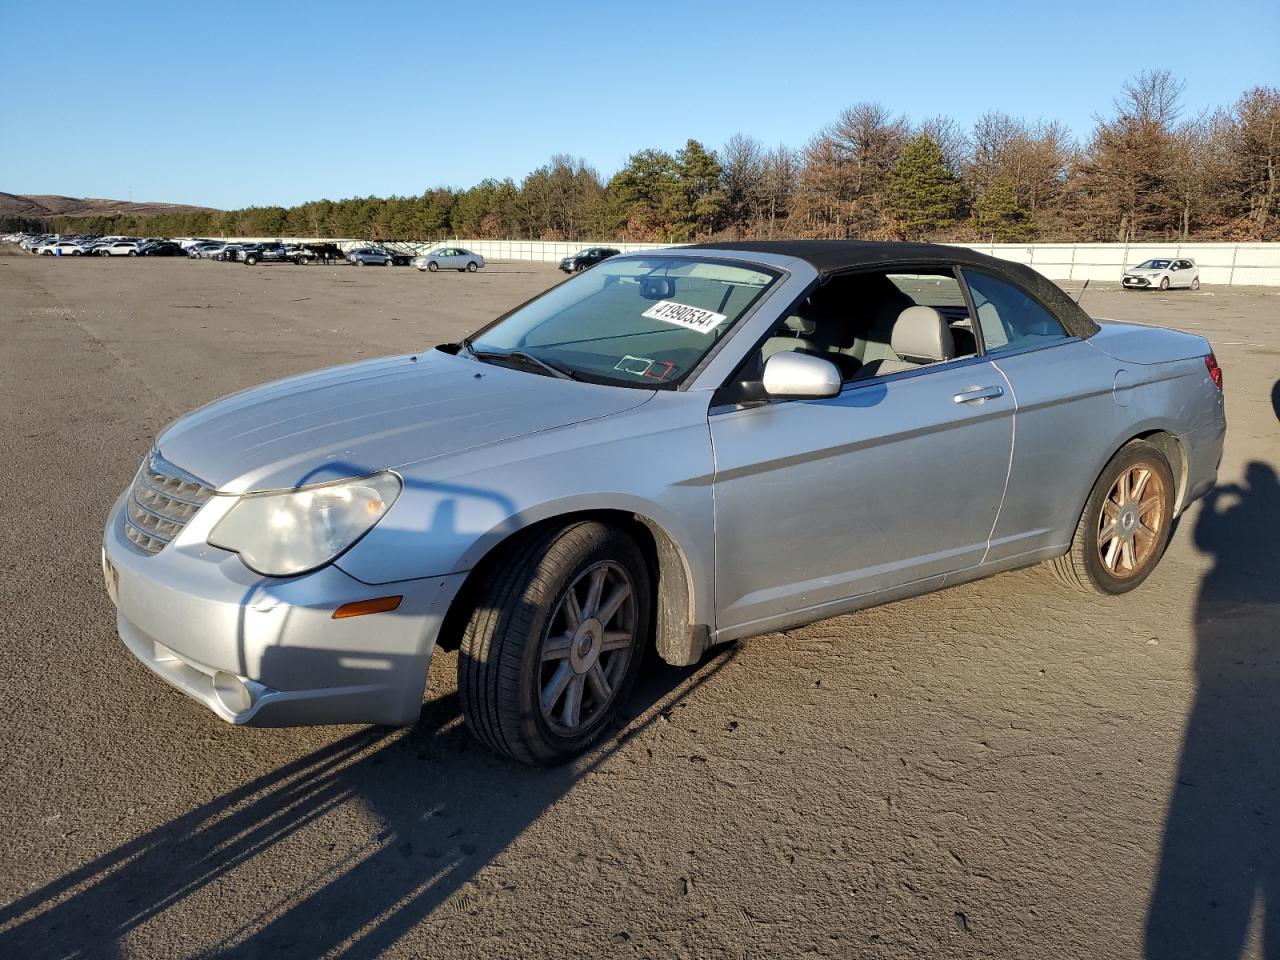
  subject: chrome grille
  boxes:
[123,453,214,554]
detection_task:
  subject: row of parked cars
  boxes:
[9,233,189,257]
[4,232,490,273]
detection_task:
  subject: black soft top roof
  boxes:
[685,240,1099,339]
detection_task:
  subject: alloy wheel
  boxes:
[538,561,637,736]
[1096,463,1168,578]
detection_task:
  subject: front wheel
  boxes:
[427,261,438,272]
[128,250,137,257]
[458,521,651,766]
[245,256,258,265]
[356,259,365,266]
[1159,276,1170,290]
[467,261,478,272]
[1051,439,1175,595]
[1191,277,1200,290]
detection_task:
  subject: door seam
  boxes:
[982,360,1018,565]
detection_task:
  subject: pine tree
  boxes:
[884,134,964,239]
[973,177,1036,241]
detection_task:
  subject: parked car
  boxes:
[35,240,85,256]
[283,244,317,264]
[412,247,485,273]
[347,247,393,267]
[101,240,1225,766]
[142,241,186,257]
[97,241,142,257]
[295,242,344,264]
[559,246,620,273]
[1122,258,1200,291]
[189,242,225,259]
[216,244,246,262]
[241,242,294,266]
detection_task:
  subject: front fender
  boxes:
[333,392,717,629]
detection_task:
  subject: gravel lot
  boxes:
[1,254,1276,959]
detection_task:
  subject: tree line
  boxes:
[15,72,1279,244]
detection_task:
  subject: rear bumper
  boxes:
[103,493,467,727]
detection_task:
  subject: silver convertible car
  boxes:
[102,241,1225,765]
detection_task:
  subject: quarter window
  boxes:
[962,270,1068,352]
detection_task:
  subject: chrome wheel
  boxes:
[1096,463,1168,578]
[538,561,636,735]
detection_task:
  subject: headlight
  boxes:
[208,472,401,576]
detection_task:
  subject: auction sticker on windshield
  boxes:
[641,300,726,334]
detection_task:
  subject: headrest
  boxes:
[891,306,954,363]
[783,313,817,336]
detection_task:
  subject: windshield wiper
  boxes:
[463,341,580,381]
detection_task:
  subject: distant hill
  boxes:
[0,192,218,219]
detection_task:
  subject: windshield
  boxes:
[1137,259,1171,269]
[468,255,779,387]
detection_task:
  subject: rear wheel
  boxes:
[458,521,650,766]
[1051,439,1175,594]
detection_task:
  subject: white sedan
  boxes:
[411,247,485,273]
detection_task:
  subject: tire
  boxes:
[1191,277,1200,290]
[467,261,478,272]
[427,261,438,272]
[128,250,137,257]
[1051,439,1176,595]
[458,521,651,766]
[356,259,365,266]
[72,250,81,256]
[384,258,392,266]
[1159,276,1170,290]
[245,256,258,266]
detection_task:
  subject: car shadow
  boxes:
[0,646,737,958]
[1145,441,1280,959]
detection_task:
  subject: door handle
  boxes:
[953,385,1004,404]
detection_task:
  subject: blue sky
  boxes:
[4,0,1277,210]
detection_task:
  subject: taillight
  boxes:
[1204,353,1223,391]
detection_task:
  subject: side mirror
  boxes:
[762,352,842,400]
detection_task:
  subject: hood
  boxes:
[1125,267,1165,276]
[1087,319,1210,365]
[156,349,654,494]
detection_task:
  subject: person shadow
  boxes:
[0,646,736,959]
[1145,451,1280,957]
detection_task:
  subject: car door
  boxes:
[709,355,1014,636]
[960,268,1121,564]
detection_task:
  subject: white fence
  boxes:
[950,242,1280,287]
[443,239,1280,286]
[220,237,1280,286]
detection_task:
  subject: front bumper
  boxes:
[103,493,467,727]
[1122,275,1153,288]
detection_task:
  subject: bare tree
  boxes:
[917,115,969,173]
[720,133,766,238]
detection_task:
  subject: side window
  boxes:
[962,270,1068,352]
